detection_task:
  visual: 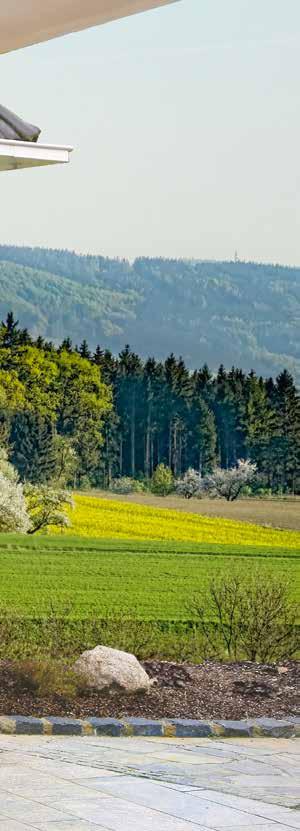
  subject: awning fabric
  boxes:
[0,1,177,54]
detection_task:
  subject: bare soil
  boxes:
[87,491,300,532]
[1,660,299,720]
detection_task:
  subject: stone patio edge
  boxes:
[0,716,299,738]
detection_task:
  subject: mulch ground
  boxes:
[0,659,299,720]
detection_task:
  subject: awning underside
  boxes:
[0,1,177,54]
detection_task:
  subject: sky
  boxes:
[1,0,300,264]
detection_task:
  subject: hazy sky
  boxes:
[1,0,300,263]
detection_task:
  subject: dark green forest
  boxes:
[0,313,299,493]
[0,245,300,383]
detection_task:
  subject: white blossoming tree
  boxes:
[0,448,19,483]
[25,485,74,534]
[0,448,73,534]
[175,468,203,499]
[202,459,257,502]
[0,451,31,533]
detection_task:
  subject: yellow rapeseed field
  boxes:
[63,495,300,548]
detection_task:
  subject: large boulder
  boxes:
[73,645,152,694]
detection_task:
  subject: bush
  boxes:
[188,570,299,663]
[175,468,203,499]
[11,659,86,698]
[255,487,273,498]
[110,477,145,495]
[150,464,174,496]
[76,475,92,491]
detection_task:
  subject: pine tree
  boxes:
[94,349,120,485]
[243,372,276,477]
[117,346,143,477]
[0,312,20,349]
[212,366,238,468]
[18,327,32,346]
[194,363,214,405]
[59,337,73,353]
[227,366,247,462]
[79,339,91,360]
[271,371,300,492]
[10,412,58,483]
[163,354,192,476]
[188,396,217,474]
[93,345,104,366]
[99,410,120,487]
[98,349,117,385]
[73,427,100,486]
[143,358,165,475]
[35,335,45,350]
[43,340,55,354]
[143,358,160,479]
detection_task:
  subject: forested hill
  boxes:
[0,245,299,382]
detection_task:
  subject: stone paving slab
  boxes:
[0,736,299,830]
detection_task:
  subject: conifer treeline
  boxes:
[1,314,300,493]
[95,346,300,493]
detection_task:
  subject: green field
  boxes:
[1,534,299,620]
[0,534,299,661]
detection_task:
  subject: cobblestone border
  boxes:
[0,716,299,737]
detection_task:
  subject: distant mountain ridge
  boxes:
[0,245,299,382]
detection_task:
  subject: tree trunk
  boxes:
[119,435,123,476]
[168,421,172,469]
[156,434,160,468]
[178,429,182,477]
[145,393,152,479]
[173,422,177,476]
[150,432,154,476]
[131,392,136,478]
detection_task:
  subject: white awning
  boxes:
[0,139,73,171]
[0,1,177,54]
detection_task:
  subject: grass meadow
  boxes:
[0,494,299,661]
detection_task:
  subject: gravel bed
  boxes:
[0,659,299,720]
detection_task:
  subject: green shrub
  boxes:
[110,477,142,494]
[132,479,148,493]
[189,570,300,663]
[77,475,92,491]
[150,464,174,496]
[11,659,86,698]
